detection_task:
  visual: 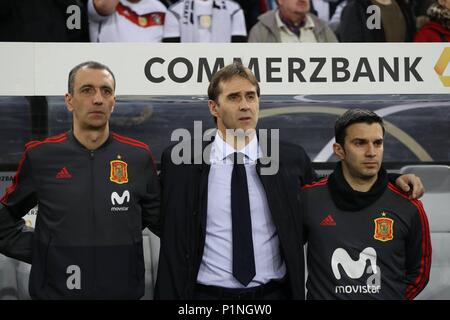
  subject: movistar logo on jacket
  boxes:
[331,247,381,294]
[110,190,130,212]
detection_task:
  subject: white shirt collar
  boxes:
[211,131,261,163]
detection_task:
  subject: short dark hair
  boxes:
[335,109,385,146]
[68,61,116,94]
[208,61,260,102]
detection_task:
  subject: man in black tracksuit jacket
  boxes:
[0,61,160,299]
[301,109,431,300]
[155,64,425,300]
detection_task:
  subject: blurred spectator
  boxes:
[254,0,346,33]
[160,0,176,5]
[163,0,247,42]
[248,0,337,42]
[267,0,279,8]
[0,0,89,42]
[235,0,262,32]
[339,0,416,42]
[88,0,167,42]
[413,0,435,16]
[414,0,450,42]
[413,0,437,28]
[0,0,89,141]
[310,0,347,33]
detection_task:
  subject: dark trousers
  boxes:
[194,280,290,300]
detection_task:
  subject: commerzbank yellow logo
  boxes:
[435,47,450,87]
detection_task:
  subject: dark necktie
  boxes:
[231,152,255,286]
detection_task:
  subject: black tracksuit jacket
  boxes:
[0,131,160,299]
[301,165,431,300]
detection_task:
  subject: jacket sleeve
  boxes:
[297,146,318,185]
[298,190,308,245]
[248,22,266,42]
[0,151,36,263]
[313,15,338,42]
[141,153,161,237]
[154,147,183,299]
[404,200,431,300]
[163,8,181,41]
[323,25,338,42]
[414,27,439,42]
[387,173,426,197]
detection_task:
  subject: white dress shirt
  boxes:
[196,132,286,288]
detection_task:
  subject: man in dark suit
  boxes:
[154,62,424,300]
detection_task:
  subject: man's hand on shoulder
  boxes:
[395,174,425,199]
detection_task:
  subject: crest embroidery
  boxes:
[374,215,394,242]
[110,160,128,184]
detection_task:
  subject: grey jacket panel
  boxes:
[249,10,338,43]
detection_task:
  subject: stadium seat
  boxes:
[1,229,159,300]
[400,165,450,300]
[141,228,160,300]
[15,261,31,299]
[148,230,160,285]
[0,255,19,299]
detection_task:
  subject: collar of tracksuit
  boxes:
[68,129,114,151]
[328,162,388,211]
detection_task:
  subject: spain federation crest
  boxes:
[110,160,128,184]
[374,214,394,242]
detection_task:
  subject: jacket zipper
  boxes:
[90,150,96,296]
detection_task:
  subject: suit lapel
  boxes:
[197,137,213,235]
[199,163,210,235]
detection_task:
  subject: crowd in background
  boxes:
[0,0,445,145]
[0,0,448,43]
